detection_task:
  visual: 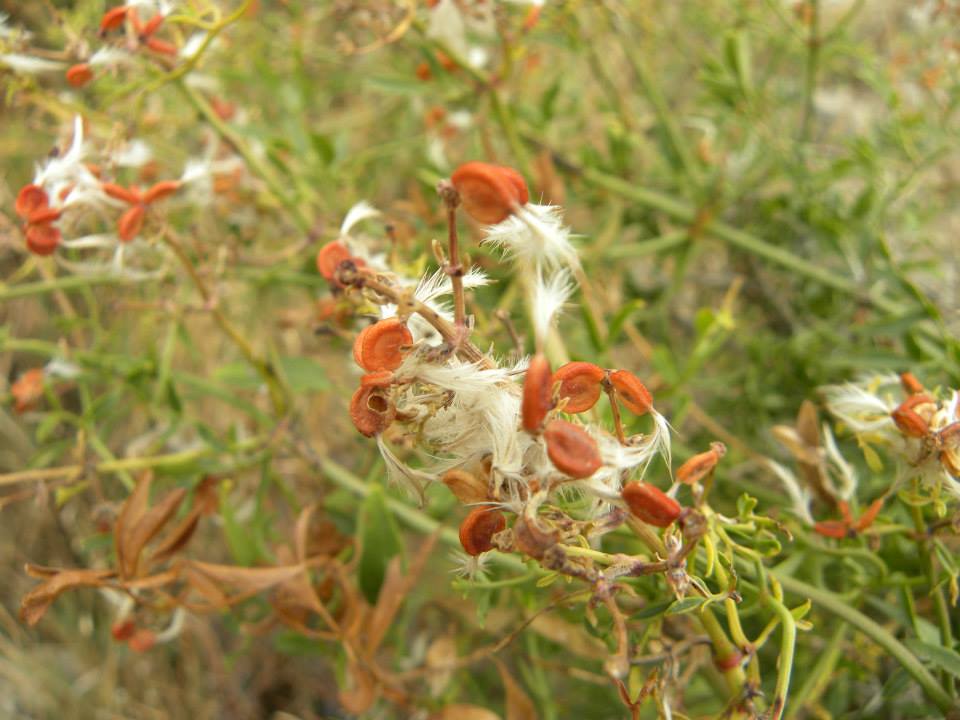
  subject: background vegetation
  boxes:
[1,1,959,718]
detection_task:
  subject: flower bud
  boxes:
[622,482,681,527]
[543,419,602,478]
[553,361,604,413]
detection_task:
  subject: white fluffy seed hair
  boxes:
[340,200,381,237]
[765,460,815,525]
[820,378,897,435]
[531,268,573,347]
[481,203,580,272]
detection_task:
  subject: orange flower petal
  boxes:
[553,361,604,414]
[622,482,681,528]
[543,419,602,478]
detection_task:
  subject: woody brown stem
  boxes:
[602,378,627,445]
[351,271,493,368]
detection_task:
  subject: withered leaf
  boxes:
[115,471,153,577]
[20,566,116,626]
[430,705,501,720]
[497,660,539,720]
[338,659,377,715]
[120,487,187,577]
[184,560,306,608]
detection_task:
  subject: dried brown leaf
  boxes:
[338,659,378,715]
[430,705,502,720]
[114,471,152,578]
[796,400,821,447]
[19,567,115,626]
[497,660,538,720]
[120,487,187,577]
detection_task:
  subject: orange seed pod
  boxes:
[622,482,682,528]
[522,353,553,432]
[99,6,129,34]
[127,628,157,652]
[609,369,653,415]
[25,224,62,256]
[676,442,727,485]
[553,361,604,413]
[891,395,934,439]
[543,419,602,478]
[899,372,925,395]
[66,63,94,87]
[459,507,506,556]
[15,185,49,219]
[143,180,181,204]
[111,619,136,641]
[360,370,394,389]
[117,204,146,242]
[355,318,412,372]
[101,182,141,205]
[349,385,395,437]
[316,240,351,282]
[450,161,528,225]
[145,37,177,55]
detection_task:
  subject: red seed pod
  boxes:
[353,318,412,372]
[127,628,157,653]
[855,497,884,532]
[143,180,181,204]
[25,224,62,256]
[676,442,726,485]
[349,385,395,437]
[117,204,146,242]
[459,507,506,556]
[101,182,141,205]
[543,419,602,478]
[144,37,177,55]
[66,63,94,87]
[99,6,129,34]
[522,353,553,432]
[316,240,351,282]
[622,482,681,528]
[813,520,849,540]
[360,370,394,389]
[27,206,63,225]
[15,185,49,219]
[111,619,136,641]
[891,395,934,439]
[899,371,925,395]
[139,13,164,38]
[11,368,45,413]
[553,361,604,414]
[450,161,528,225]
[609,369,653,416]
[415,61,432,81]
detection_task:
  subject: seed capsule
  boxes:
[15,185,49,218]
[25,224,61,256]
[891,395,934,438]
[450,161,528,225]
[360,370,394,389]
[622,482,681,527]
[143,180,181,203]
[459,507,506,556]
[522,353,553,432]
[117,204,146,242]
[354,318,412,372]
[316,240,351,282]
[553,361,604,413]
[543,419,602,478]
[676,442,726,485]
[609,370,653,415]
[349,385,395,437]
[899,372,925,395]
[66,63,94,87]
[99,6,129,34]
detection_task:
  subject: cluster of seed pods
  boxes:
[348,319,411,437]
[889,371,960,477]
[15,185,63,256]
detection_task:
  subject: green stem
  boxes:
[699,606,747,697]
[771,571,954,714]
[763,590,797,720]
[799,0,821,145]
[0,275,136,301]
[785,623,847,720]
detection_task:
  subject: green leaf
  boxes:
[633,599,674,620]
[737,493,758,519]
[357,486,404,605]
[905,639,960,679]
[666,597,706,616]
